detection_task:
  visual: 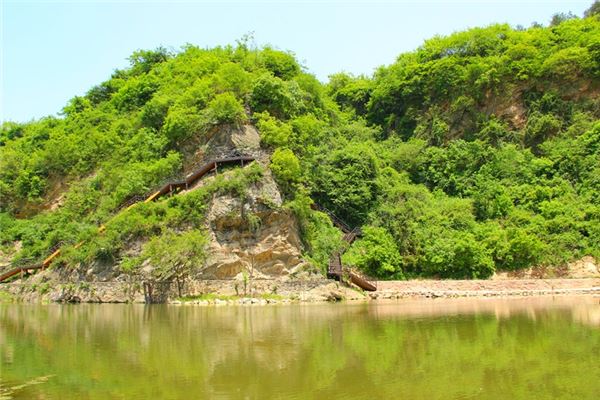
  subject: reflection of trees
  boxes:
[1,298,599,399]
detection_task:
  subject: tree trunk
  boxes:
[176,275,183,298]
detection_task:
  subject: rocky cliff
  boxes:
[189,123,311,280]
[202,172,308,279]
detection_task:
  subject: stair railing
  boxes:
[1,155,256,284]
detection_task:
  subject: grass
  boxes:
[258,293,285,301]
[178,293,238,302]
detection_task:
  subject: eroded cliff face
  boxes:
[182,123,267,169]
[201,169,308,280]
[173,122,310,282]
[192,123,309,280]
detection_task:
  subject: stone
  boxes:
[200,170,307,280]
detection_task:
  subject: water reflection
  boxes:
[1,296,599,400]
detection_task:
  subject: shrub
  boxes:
[422,232,495,279]
[161,105,204,144]
[523,112,562,149]
[140,229,208,296]
[311,142,379,226]
[542,47,593,78]
[205,93,246,125]
[270,148,301,193]
[250,74,300,119]
[255,112,293,147]
[344,226,404,279]
[259,48,301,79]
[213,62,251,96]
[112,75,159,111]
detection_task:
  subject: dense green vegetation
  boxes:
[1,6,599,280]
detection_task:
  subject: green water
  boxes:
[1,297,599,400]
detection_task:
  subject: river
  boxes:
[1,296,599,399]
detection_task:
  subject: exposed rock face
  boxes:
[206,124,264,159]
[482,88,527,130]
[1,278,360,304]
[567,256,600,278]
[492,256,600,280]
[184,124,268,169]
[200,170,309,280]
[184,123,311,280]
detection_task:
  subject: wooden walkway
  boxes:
[311,204,377,291]
[0,156,255,283]
[1,154,377,292]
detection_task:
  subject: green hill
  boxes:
[1,9,599,282]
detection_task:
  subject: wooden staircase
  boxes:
[0,156,255,284]
[1,156,378,293]
[312,203,377,292]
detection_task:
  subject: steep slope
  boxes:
[0,45,343,296]
[325,15,600,279]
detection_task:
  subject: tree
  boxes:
[312,142,379,226]
[270,148,302,193]
[128,47,170,75]
[259,48,301,79]
[584,1,600,17]
[162,105,203,144]
[112,75,159,111]
[422,232,495,279]
[550,12,578,26]
[255,111,293,147]
[205,92,247,125]
[523,112,562,150]
[250,74,300,119]
[343,226,404,279]
[142,229,208,297]
[213,62,251,97]
[327,73,373,115]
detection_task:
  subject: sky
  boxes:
[1,0,592,122]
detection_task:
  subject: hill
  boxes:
[1,10,599,291]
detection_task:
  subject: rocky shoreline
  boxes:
[371,278,600,300]
[1,277,598,305]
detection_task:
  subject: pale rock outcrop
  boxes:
[200,170,309,279]
[186,124,268,167]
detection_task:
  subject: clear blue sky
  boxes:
[1,0,591,122]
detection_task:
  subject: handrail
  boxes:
[115,155,256,211]
[117,194,146,212]
[0,240,66,283]
[0,263,43,283]
[311,203,353,233]
[347,270,377,292]
[315,204,376,291]
[0,155,256,284]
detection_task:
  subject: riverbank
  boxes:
[0,277,598,304]
[371,278,600,300]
